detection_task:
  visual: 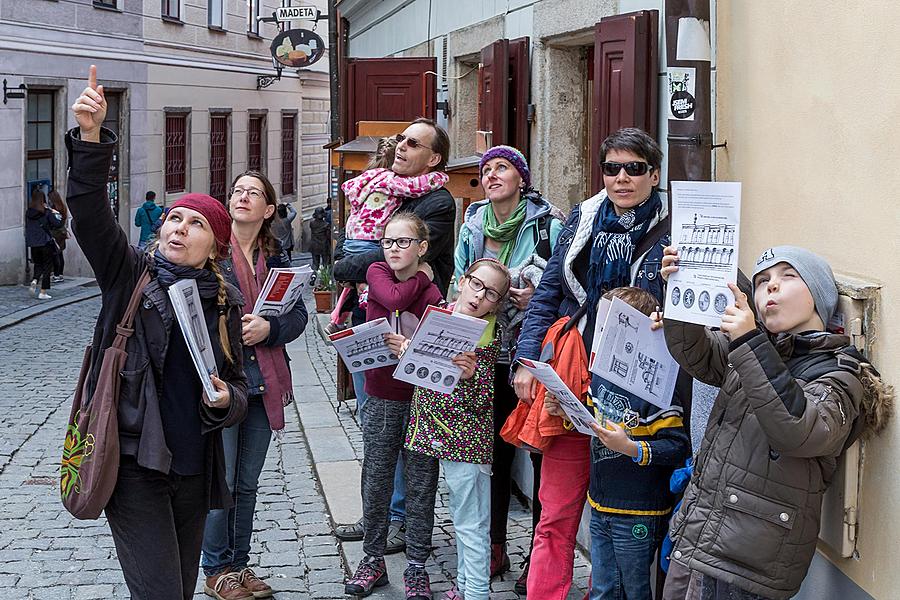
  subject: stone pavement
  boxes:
[0,276,100,329]
[0,288,589,599]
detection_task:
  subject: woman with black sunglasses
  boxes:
[453,144,565,593]
[511,128,676,599]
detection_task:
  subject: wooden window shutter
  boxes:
[590,10,659,194]
[478,39,509,147]
[507,37,531,156]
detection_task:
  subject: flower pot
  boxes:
[314,290,333,313]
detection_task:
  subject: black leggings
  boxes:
[30,245,54,290]
[491,363,543,549]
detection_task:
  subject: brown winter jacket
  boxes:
[664,321,866,599]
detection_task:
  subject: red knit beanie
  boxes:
[168,193,232,258]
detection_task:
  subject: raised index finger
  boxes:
[727,282,747,307]
[88,65,98,90]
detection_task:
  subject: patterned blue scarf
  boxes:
[584,191,662,312]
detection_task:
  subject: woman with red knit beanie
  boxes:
[68,66,248,600]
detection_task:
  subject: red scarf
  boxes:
[230,233,293,431]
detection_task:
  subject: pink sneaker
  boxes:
[404,565,432,600]
[344,555,388,597]
[442,587,464,600]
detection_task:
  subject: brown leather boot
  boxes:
[204,571,254,600]
[490,543,511,579]
[237,567,273,598]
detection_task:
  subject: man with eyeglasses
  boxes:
[512,127,690,599]
[333,117,456,295]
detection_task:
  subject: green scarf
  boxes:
[482,199,528,265]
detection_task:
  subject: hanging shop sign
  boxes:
[274,5,317,22]
[271,29,325,68]
[667,66,696,121]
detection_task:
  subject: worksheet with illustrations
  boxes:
[329,317,397,373]
[588,297,613,371]
[665,181,742,327]
[517,358,600,436]
[168,279,219,401]
[592,297,679,410]
[251,266,313,317]
[392,306,488,395]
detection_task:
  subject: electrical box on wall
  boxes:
[818,276,880,559]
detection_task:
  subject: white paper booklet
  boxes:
[329,317,397,373]
[516,358,600,436]
[592,297,679,409]
[392,306,488,395]
[588,297,613,371]
[167,279,220,401]
[665,181,742,327]
[251,266,313,317]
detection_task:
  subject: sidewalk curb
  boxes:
[0,284,101,331]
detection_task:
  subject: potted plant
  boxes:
[313,265,335,313]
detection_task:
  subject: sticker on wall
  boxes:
[667,66,696,121]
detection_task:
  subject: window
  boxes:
[209,114,229,202]
[248,114,265,172]
[248,0,260,35]
[281,113,295,196]
[162,0,180,20]
[26,91,55,191]
[93,0,118,8]
[208,0,223,28]
[165,113,187,193]
[102,92,122,218]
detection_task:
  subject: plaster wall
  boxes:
[715,4,900,597]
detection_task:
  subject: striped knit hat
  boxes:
[479,145,531,190]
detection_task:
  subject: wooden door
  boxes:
[345,58,437,141]
[478,39,509,147]
[591,10,659,194]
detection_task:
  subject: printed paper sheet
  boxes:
[168,279,220,401]
[252,266,313,317]
[392,306,488,395]
[665,181,742,327]
[516,358,600,436]
[592,297,679,409]
[329,317,397,373]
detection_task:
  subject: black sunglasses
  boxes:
[600,161,653,177]
[395,133,433,151]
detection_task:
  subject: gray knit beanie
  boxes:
[752,245,838,329]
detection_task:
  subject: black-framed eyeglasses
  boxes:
[231,186,265,200]
[379,237,422,250]
[466,274,503,303]
[395,133,434,151]
[600,161,653,177]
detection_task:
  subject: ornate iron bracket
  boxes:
[3,79,26,104]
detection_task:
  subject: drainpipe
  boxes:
[665,0,715,181]
[327,0,340,142]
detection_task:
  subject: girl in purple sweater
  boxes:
[344,212,444,599]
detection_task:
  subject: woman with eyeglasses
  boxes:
[200,171,309,600]
[344,211,444,599]
[511,128,678,599]
[453,145,564,593]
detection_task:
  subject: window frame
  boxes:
[247,112,267,173]
[247,0,260,36]
[92,0,119,10]
[281,112,296,197]
[208,111,231,203]
[164,111,189,194]
[161,0,184,22]
[25,90,56,188]
[207,0,224,30]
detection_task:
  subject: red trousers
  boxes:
[526,432,591,599]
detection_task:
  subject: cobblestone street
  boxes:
[0,290,589,599]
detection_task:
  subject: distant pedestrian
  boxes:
[25,187,63,300]
[134,190,163,249]
[309,206,330,272]
[271,203,297,260]
[70,65,247,600]
[48,189,69,282]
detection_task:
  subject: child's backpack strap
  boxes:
[533,214,554,261]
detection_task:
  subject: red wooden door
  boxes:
[345,57,437,140]
[478,39,509,147]
[508,37,531,155]
[591,10,659,194]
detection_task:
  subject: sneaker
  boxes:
[237,567,273,598]
[403,564,432,600]
[334,517,365,541]
[51,275,64,283]
[204,572,254,600]
[514,557,530,595]
[345,555,388,597]
[442,587,464,600]
[37,292,52,300]
[385,520,407,555]
[490,543,510,579]
[29,280,37,296]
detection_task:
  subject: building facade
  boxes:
[335,1,898,598]
[0,0,331,283]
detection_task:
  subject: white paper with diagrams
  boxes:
[392,306,487,395]
[665,180,741,327]
[592,297,679,410]
[329,317,398,373]
[516,358,600,436]
[167,279,220,401]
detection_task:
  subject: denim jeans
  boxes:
[589,510,667,600]
[443,460,492,600]
[105,456,208,600]
[201,397,272,576]
[355,371,406,522]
